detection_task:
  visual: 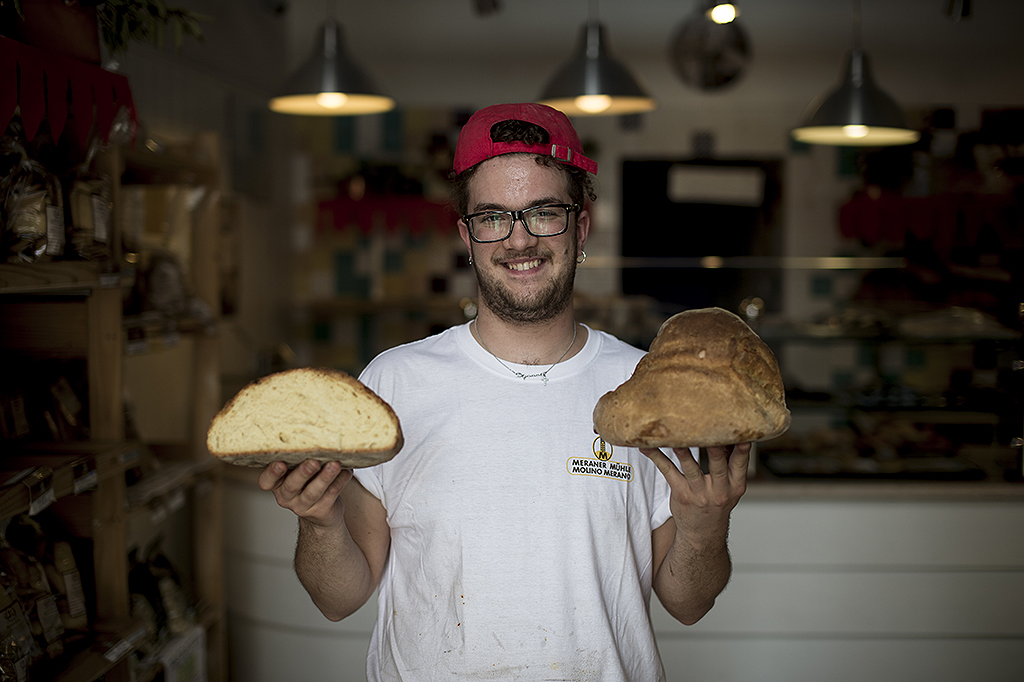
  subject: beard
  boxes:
[474,245,578,324]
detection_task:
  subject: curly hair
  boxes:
[451,120,596,215]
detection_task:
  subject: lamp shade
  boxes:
[538,21,656,116]
[791,49,919,146]
[269,20,394,116]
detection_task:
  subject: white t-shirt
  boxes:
[354,322,681,681]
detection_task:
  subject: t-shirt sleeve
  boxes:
[352,361,389,502]
[650,446,699,529]
[352,466,384,501]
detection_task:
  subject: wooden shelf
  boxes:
[0,262,120,295]
[50,621,151,682]
[1,133,226,682]
[0,442,138,519]
[126,458,215,511]
[302,295,470,315]
[122,146,218,187]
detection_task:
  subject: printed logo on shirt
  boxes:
[566,437,634,482]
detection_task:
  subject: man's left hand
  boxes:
[640,443,750,539]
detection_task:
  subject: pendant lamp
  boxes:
[791,1,919,146]
[538,1,655,116]
[269,18,394,116]
[704,2,739,25]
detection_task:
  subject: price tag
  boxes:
[99,272,121,289]
[92,194,111,243]
[73,460,98,494]
[103,625,148,662]
[159,625,206,682]
[150,504,168,525]
[37,595,63,644]
[121,447,141,466]
[167,488,187,513]
[126,337,148,355]
[45,205,64,256]
[26,468,55,516]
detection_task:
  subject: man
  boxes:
[259,103,750,680]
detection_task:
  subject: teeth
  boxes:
[507,259,542,271]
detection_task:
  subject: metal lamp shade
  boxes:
[791,50,919,146]
[539,21,656,116]
[269,21,394,116]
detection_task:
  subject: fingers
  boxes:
[257,461,289,491]
[639,448,681,483]
[729,443,752,477]
[707,443,751,475]
[258,459,353,524]
[640,447,702,486]
[643,444,751,494]
[706,446,730,481]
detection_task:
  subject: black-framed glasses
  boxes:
[462,203,581,243]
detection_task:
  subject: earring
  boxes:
[577,251,587,264]
[468,253,473,266]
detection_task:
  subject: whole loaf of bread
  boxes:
[206,367,403,468]
[593,307,790,448]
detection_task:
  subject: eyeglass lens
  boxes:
[469,205,571,242]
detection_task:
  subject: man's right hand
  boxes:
[258,460,353,528]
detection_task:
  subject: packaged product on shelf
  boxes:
[0,581,43,681]
[0,543,64,660]
[67,175,112,261]
[0,391,30,441]
[0,129,65,264]
[67,135,113,262]
[128,542,196,643]
[43,542,87,632]
[46,375,86,442]
[0,364,88,443]
[22,557,63,659]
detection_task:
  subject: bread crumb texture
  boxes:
[206,368,403,467]
[593,307,791,448]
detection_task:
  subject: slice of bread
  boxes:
[206,368,403,468]
[593,307,790,448]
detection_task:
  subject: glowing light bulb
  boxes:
[575,94,613,114]
[707,3,738,24]
[316,92,348,109]
[843,125,869,139]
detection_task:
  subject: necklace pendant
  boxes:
[541,375,549,387]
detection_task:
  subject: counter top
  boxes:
[745,478,1024,500]
[221,462,1023,501]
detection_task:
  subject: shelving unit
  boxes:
[0,132,226,681]
[756,316,1023,481]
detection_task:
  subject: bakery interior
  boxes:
[1,0,1023,680]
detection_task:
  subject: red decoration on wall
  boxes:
[0,35,137,145]
[839,190,1018,261]
[319,196,459,235]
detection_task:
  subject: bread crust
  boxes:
[593,307,790,448]
[206,367,404,468]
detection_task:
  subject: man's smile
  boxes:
[504,258,544,272]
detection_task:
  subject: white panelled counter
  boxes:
[223,467,1023,682]
[223,469,378,682]
[653,480,1024,682]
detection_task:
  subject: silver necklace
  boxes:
[473,319,578,386]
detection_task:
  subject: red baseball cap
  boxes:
[453,103,598,176]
